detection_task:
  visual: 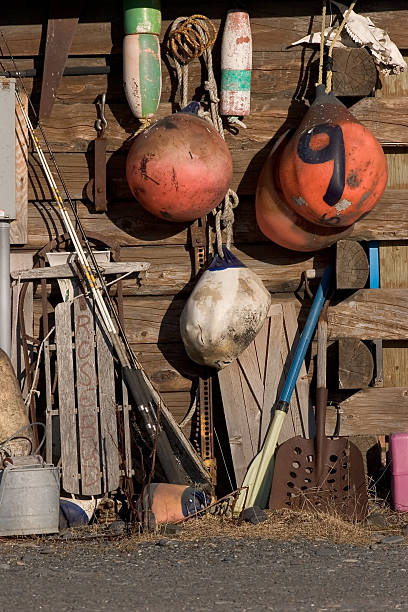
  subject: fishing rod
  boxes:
[1,33,186,485]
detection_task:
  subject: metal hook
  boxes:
[95,93,107,136]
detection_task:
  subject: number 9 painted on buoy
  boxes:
[278,85,388,227]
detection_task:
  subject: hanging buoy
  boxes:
[126,109,232,222]
[220,10,252,117]
[256,132,354,252]
[278,85,388,228]
[123,33,161,119]
[123,0,161,35]
[123,1,162,120]
[180,247,271,369]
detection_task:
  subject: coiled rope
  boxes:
[168,14,239,256]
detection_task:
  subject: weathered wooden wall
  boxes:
[3,1,408,434]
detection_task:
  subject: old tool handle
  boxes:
[317,317,328,389]
[280,264,333,404]
[315,386,329,482]
[123,366,187,484]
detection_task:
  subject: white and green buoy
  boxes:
[123,1,162,120]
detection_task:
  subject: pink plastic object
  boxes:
[390,433,408,511]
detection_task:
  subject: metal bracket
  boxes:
[85,94,108,212]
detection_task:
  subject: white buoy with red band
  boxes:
[220,10,252,117]
[123,33,162,120]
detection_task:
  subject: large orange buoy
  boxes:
[256,132,354,252]
[126,107,233,222]
[278,85,388,228]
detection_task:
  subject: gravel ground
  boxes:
[0,535,408,611]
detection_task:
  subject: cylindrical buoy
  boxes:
[123,33,162,119]
[123,0,161,35]
[278,85,388,227]
[256,132,354,252]
[126,110,232,222]
[220,10,252,117]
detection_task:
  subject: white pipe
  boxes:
[0,221,11,356]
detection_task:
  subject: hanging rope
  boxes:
[167,15,239,257]
[326,1,356,93]
[316,0,327,86]
[316,0,357,92]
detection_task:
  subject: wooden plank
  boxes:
[238,366,261,458]
[253,317,269,383]
[21,191,408,252]
[11,91,28,245]
[24,96,408,153]
[376,53,408,393]
[238,342,264,410]
[338,339,374,389]
[3,4,408,55]
[336,240,369,289]
[218,360,252,487]
[10,261,150,280]
[328,289,408,340]
[74,297,101,495]
[260,306,284,445]
[325,388,408,436]
[55,301,79,493]
[379,240,408,388]
[96,317,120,492]
[276,316,296,444]
[282,303,310,438]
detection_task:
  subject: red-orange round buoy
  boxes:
[278,85,388,228]
[126,108,233,222]
[256,132,354,252]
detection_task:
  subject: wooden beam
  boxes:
[11,91,28,245]
[2,5,408,56]
[336,240,369,289]
[29,97,408,156]
[325,387,408,436]
[338,339,374,389]
[328,289,408,340]
[10,261,150,281]
[21,191,408,252]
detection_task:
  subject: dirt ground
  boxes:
[1,512,408,611]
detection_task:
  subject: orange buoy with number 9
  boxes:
[278,85,388,227]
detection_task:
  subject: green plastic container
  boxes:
[124,0,161,35]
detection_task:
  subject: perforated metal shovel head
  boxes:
[269,434,368,522]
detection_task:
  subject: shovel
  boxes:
[269,306,368,522]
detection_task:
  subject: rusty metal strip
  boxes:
[190,218,217,485]
[39,2,81,120]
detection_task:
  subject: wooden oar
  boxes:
[234,265,333,515]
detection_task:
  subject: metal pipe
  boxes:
[0,221,11,356]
